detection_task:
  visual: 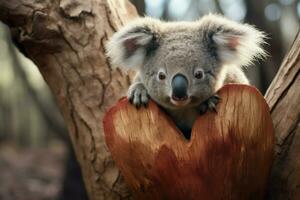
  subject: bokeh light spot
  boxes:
[278,0,294,6]
[264,3,281,21]
[145,0,165,18]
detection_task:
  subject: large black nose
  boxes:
[171,74,188,100]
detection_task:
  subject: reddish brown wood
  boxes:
[103,84,275,200]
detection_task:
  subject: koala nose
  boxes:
[171,74,188,101]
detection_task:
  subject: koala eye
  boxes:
[157,71,166,81]
[194,69,205,80]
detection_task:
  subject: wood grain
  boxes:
[104,84,275,200]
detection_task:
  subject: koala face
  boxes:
[106,14,265,109]
[140,30,219,109]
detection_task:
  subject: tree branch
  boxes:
[265,31,300,200]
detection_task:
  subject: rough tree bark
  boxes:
[0,0,299,199]
[265,31,300,200]
[0,0,138,199]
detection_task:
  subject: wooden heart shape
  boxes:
[103,84,274,200]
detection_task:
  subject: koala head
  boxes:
[106,14,266,110]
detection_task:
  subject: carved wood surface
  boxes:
[104,84,275,200]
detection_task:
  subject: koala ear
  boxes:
[201,14,266,67]
[106,18,160,70]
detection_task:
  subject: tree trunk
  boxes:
[0,0,138,199]
[265,31,300,200]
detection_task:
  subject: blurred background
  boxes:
[0,0,299,199]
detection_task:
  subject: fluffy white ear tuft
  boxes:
[106,17,161,70]
[200,14,267,67]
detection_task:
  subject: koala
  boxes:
[106,14,266,139]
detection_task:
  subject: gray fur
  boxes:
[106,14,266,138]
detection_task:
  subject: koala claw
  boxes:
[198,94,220,115]
[128,83,149,108]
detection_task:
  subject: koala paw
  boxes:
[198,94,221,115]
[128,83,149,108]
